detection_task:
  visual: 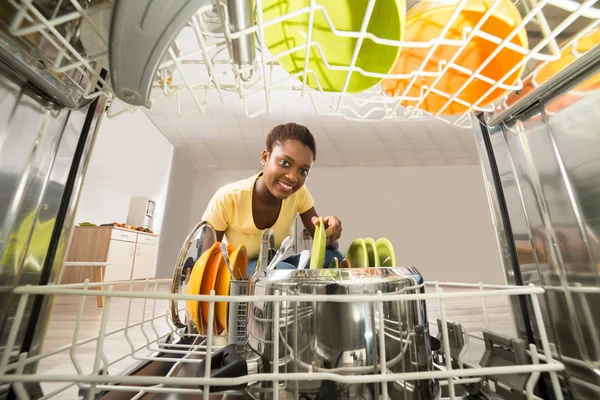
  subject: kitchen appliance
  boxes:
[473,51,600,399]
[126,196,156,230]
[0,1,599,400]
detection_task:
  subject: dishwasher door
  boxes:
[0,50,106,400]
[473,47,600,399]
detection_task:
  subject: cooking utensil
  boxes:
[309,217,326,269]
[382,0,527,115]
[298,250,311,270]
[364,237,379,267]
[266,236,293,270]
[201,267,439,399]
[257,229,275,272]
[261,0,405,93]
[220,242,235,279]
[328,257,339,269]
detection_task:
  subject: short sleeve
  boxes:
[201,189,230,231]
[297,185,315,214]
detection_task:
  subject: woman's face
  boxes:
[261,140,314,200]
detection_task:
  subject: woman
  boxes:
[201,123,343,276]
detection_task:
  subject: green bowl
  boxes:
[262,0,405,93]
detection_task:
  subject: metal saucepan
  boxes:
[199,267,440,399]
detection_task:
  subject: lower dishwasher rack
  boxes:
[0,279,566,400]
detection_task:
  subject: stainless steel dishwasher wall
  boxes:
[0,60,106,394]
[474,54,600,399]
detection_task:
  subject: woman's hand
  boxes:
[311,215,342,245]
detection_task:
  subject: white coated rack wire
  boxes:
[4,0,600,127]
[0,278,573,400]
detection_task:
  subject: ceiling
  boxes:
[143,94,480,170]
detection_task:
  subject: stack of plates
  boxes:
[186,242,248,334]
[342,237,396,268]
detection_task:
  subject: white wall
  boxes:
[155,148,197,278]
[189,169,261,225]
[75,110,174,273]
[188,166,504,284]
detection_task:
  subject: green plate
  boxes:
[376,238,395,267]
[328,256,339,269]
[364,238,379,267]
[346,238,368,268]
[262,0,405,93]
[309,217,326,269]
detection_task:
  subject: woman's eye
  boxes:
[279,160,289,167]
[300,169,309,177]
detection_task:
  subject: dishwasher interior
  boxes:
[0,0,599,399]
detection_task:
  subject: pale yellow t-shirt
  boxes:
[201,173,314,260]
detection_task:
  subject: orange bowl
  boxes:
[382,0,528,115]
[506,28,600,109]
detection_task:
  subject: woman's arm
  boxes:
[299,207,342,249]
[200,229,225,253]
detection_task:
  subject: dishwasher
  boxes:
[0,0,598,399]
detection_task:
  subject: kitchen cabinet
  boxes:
[61,226,159,284]
[131,243,157,280]
[104,239,136,281]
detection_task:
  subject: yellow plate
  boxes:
[186,242,220,333]
[215,245,248,333]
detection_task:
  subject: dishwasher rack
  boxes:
[0,279,568,400]
[4,0,600,126]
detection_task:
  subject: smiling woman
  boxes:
[201,123,343,276]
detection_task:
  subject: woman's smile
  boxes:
[276,179,296,193]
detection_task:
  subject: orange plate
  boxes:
[200,243,232,331]
[382,0,527,116]
[215,245,248,332]
[186,242,220,333]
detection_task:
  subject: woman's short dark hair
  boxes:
[266,122,317,160]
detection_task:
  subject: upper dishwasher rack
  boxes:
[2,0,599,126]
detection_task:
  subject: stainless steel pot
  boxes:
[200,267,440,400]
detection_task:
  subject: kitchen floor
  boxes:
[34,282,516,399]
